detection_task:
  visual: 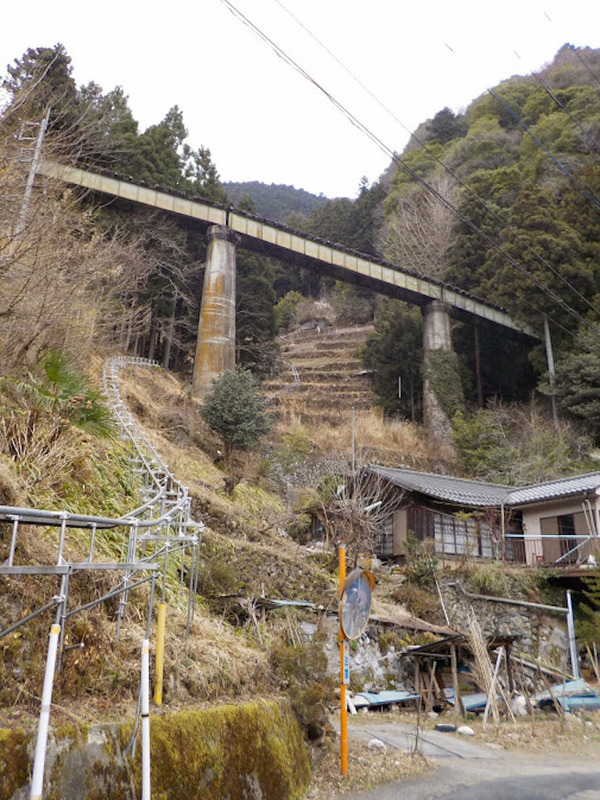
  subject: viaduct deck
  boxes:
[39,160,539,340]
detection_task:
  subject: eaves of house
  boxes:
[365,465,600,511]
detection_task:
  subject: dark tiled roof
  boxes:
[508,473,600,505]
[366,466,512,507]
[365,466,600,509]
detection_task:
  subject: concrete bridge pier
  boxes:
[422,300,455,442]
[192,225,240,397]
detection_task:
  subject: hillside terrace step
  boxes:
[270,325,376,415]
[280,350,363,361]
[284,357,363,369]
[278,373,370,383]
[291,388,373,398]
[282,364,364,375]
[282,331,366,343]
[273,408,373,425]
[280,325,373,341]
[263,374,373,388]
[263,381,371,393]
[288,363,366,372]
[274,362,364,375]
[281,354,363,368]
[272,395,374,409]
[283,341,364,355]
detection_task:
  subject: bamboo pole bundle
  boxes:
[467,615,500,727]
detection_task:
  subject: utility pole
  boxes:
[338,542,348,777]
[543,316,559,429]
[16,107,51,237]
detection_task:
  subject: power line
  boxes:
[291,12,600,347]
[267,1,600,326]
[220,0,600,342]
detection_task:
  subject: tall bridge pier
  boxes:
[422,301,454,441]
[192,226,239,396]
[192,227,460,445]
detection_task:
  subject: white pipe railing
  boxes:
[29,622,61,800]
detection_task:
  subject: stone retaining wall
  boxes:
[2,700,310,800]
[441,583,570,671]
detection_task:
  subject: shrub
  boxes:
[270,639,335,738]
[467,562,510,596]
[200,368,271,462]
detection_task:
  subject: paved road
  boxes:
[337,722,600,799]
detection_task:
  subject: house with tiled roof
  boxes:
[363,466,600,567]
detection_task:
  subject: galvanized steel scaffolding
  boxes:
[0,356,204,798]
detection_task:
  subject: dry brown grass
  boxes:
[151,607,274,704]
[0,357,443,737]
[304,740,430,799]
[474,713,600,754]
[275,408,438,470]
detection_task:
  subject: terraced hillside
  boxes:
[266,325,377,424]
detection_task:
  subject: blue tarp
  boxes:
[532,679,600,712]
[353,690,420,708]
[444,688,490,712]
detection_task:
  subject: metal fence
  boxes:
[0,356,204,798]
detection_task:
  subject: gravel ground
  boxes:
[303,740,431,799]
[302,710,600,799]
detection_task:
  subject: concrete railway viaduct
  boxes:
[39,160,542,436]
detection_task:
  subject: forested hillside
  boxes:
[2,42,600,464]
[223,180,328,222]
[356,44,600,444]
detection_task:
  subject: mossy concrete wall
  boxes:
[1,700,311,800]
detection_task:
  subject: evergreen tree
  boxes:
[2,44,77,124]
[236,252,278,378]
[77,82,139,169]
[427,107,467,144]
[554,332,600,443]
[360,300,423,419]
[128,105,188,189]
[483,184,591,352]
[183,143,228,203]
[200,368,271,461]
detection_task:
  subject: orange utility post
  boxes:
[339,542,348,777]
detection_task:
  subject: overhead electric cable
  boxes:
[528,67,600,154]
[269,0,600,323]
[220,0,600,342]
[488,87,600,213]
[569,45,600,89]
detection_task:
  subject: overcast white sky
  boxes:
[2,1,600,198]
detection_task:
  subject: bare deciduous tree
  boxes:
[380,171,458,280]
[0,130,154,372]
[325,467,406,563]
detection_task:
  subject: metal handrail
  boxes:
[0,356,203,610]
